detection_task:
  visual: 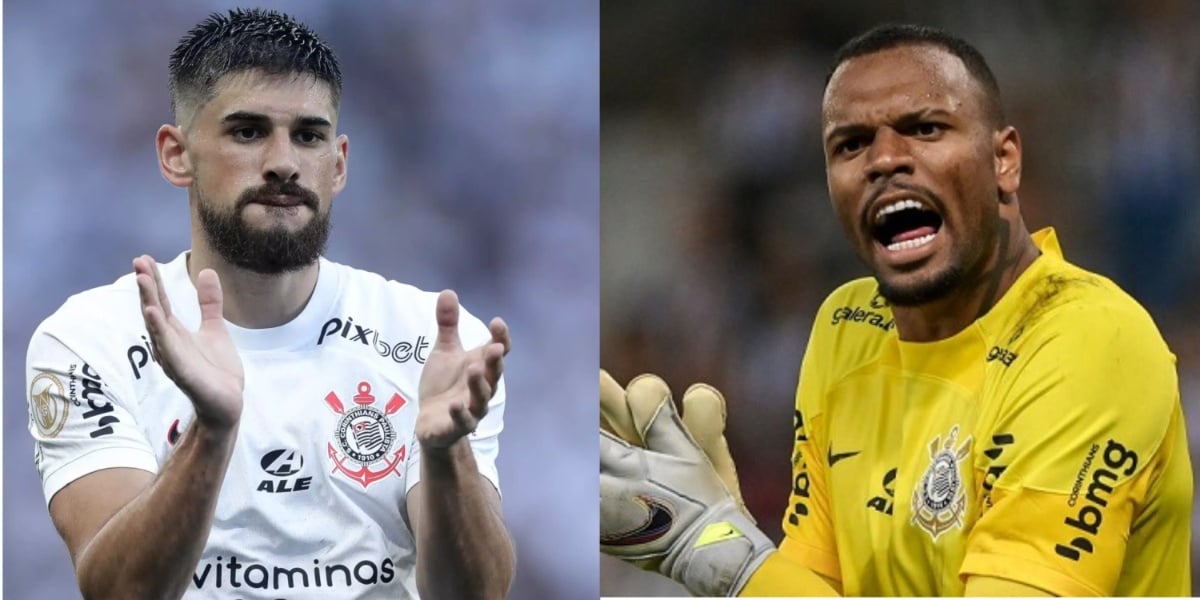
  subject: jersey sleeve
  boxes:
[27,325,159,507]
[403,304,505,496]
[961,303,1188,596]
[777,312,841,585]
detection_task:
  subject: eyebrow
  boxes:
[221,111,333,129]
[824,107,952,145]
[297,116,333,129]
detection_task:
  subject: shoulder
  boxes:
[30,271,145,357]
[330,261,434,301]
[795,278,893,419]
[26,269,154,415]
[990,262,1176,462]
[323,260,436,318]
[807,276,895,364]
[814,277,895,331]
[988,230,1164,354]
[1005,260,1171,370]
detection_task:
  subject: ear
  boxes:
[157,124,193,188]
[332,134,349,195]
[994,126,1022,196]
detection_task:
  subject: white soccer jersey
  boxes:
[26,252,505,599]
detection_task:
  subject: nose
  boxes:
[262,131,300,183]
[864,127,913,184]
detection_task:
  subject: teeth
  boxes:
[886,232,937,252]
[875,198,926,224]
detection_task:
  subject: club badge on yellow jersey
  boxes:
[912,425,973,541]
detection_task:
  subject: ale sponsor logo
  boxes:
[257,449,312,494]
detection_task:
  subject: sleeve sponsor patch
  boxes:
[29,373,68,438]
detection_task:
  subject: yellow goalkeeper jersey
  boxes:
[780,228,1191,596]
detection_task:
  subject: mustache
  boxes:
[237,181,320,210]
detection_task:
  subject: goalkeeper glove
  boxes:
[600,370,751,517]
[599,373,773,597]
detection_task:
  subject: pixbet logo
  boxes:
[257,449,312,494]
[317,317,430,364]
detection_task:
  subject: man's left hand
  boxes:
[417,290,510,448]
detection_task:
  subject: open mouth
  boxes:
[870,198,943,252]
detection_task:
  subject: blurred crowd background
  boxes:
[601,0,1200,595]
[4,1,596,598]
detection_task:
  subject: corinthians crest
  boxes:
[911,425,973,541]
[324,381,408,487]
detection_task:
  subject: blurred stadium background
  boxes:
[4,1,596,598]
[601,0,1200,595]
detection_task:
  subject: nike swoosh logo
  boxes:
[828,448,860,466]
[695,521,743,548]
[601,495,675,546]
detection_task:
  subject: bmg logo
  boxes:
[1054,439,1138,561]
[317,316,430,364]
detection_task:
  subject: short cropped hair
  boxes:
[826,24,1005,127]
[168,8,342,123]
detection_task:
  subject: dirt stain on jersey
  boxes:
[1008,272,1100,344]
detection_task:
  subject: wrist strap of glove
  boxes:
[661,499,775,597]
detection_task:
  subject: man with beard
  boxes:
[600,24,1191,596]
[25,9,514,599]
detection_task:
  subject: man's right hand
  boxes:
[134,255,244,428]
[600,371,752,517]
[599,372,774,597]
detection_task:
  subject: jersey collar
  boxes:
[889,227,1063,372]
[161,252,342,352]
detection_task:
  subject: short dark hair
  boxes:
[826,24,1005,127]
[169,8,342,123]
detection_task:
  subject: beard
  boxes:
[197,181,331,275]
[876,263,965,307]
[874,216,1002,308]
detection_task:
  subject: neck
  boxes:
[187,237,319,329]
[891,219,1039,343]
